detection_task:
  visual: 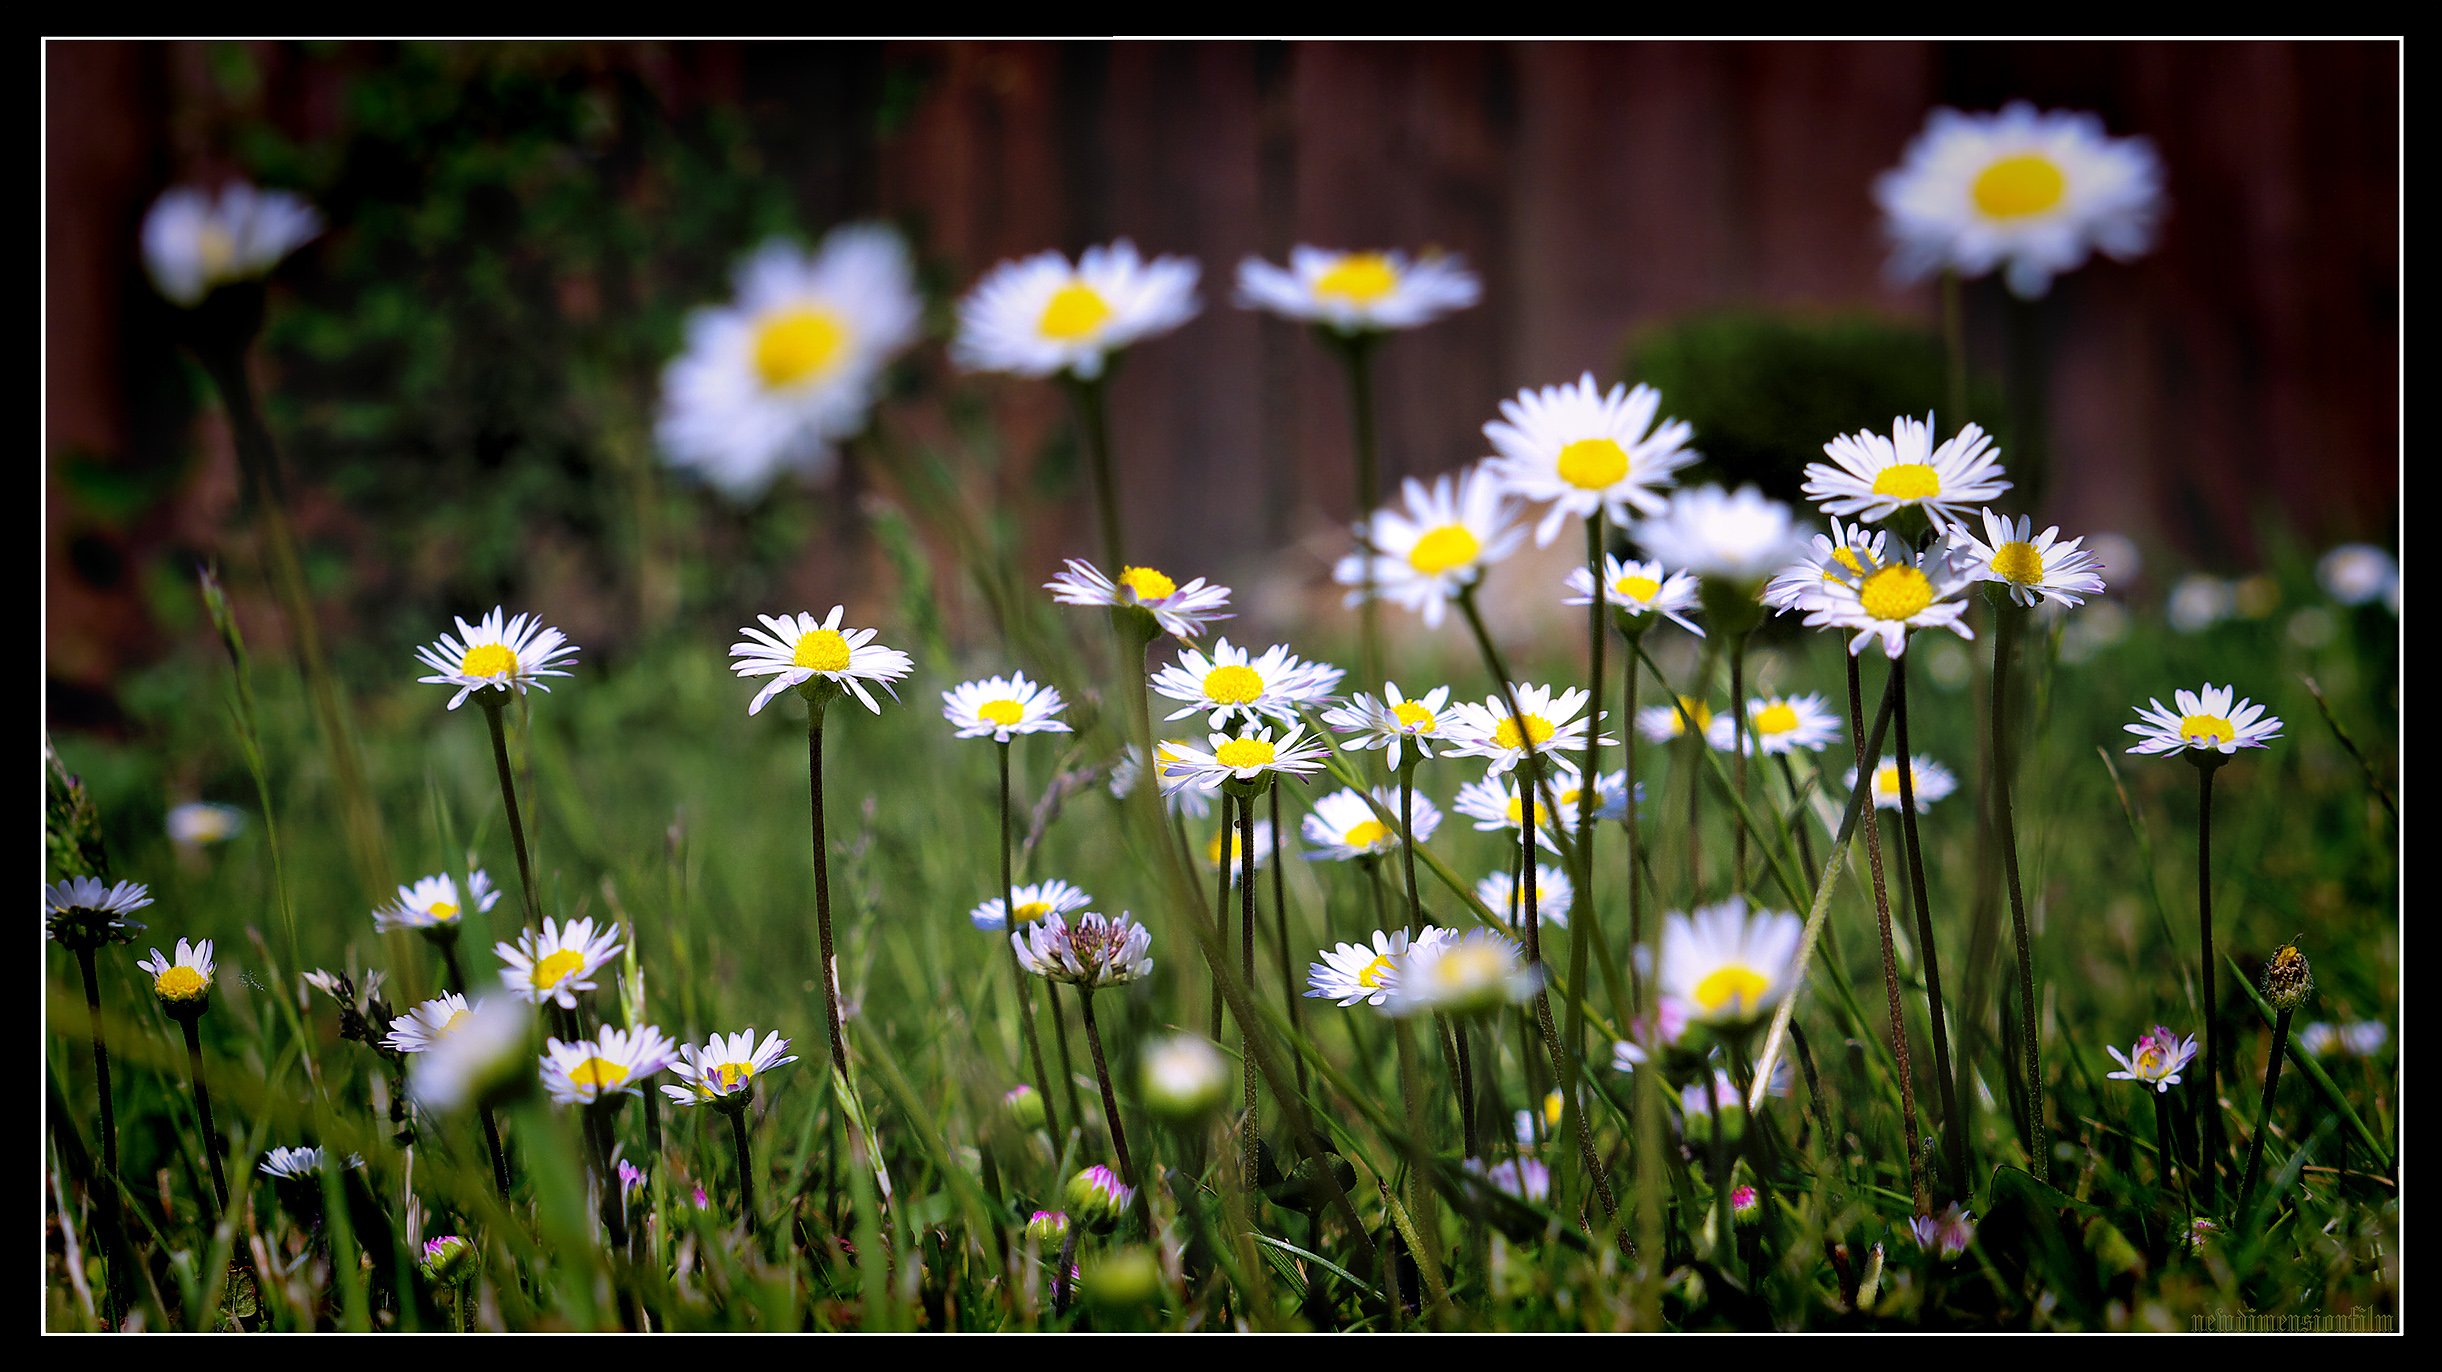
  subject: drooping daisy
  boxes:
[414,607,581,711]
[654,227,922,500]
[1765,517,1890,616]
[1386,927,1542,1017]
[1876,102,2165,300]
[1158,723,1332,797]
[2316,544,2398,608]
[1803,540,1978,659]
[45,876,151,948]
[1484,374,1699,545]
[1452,774,1562,854]
[1802,414,2009,536]
[942,672,1072,743]
[1706,693,1843,757]
[1150,638,1343,729]
[374,871,500,934]
[1478,863,1574,929]
[1109,741,1215,820]
[1658,896,1804,1029]
[1950,509,2107,608]
[1635,695,1715,744]
[384,992,474,1055]
[1445,682,1609,779]
[662,1029,798,1108]
[729,607,913,716]
[1233,247,1480,334]
[2124,683,2283,758]
[406,995,533,1114]
[259,1145,364,1181]
[1306,927,1448,1009]
[495,916,625,1009]
[541,1024,679,1107]
[1847,754,1958,812]
[142,181,322,308]
[1013,911,1155,990]
[970,879,1094,933]
[1631,485,1817,590]
[137,938,216,1018]
[1320,681,1451,772]
[1909,1204,1977,1260]
[2299,1022,2388,1058]
[1302,787,1441,861]
[1562,554,1704,637]
[953,241,1200,382]
[1202,816,1276,872]
[2104,1024,2199,1093]
[1046,559,1234,642]
[166,802,246,847]
[1332,467,1524,627]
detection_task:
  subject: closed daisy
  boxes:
[45,876,151,949]
[971,878,1094,933]
[2125,683,2282,757]
[1802,414,2009,536]
[1848,754,1958,812]
[2105,1024,2199,1093]
[142,181,322,308]
[1159,723,1332,798]
[953,241,1200,382]
[1707,694,1842,756]
[943,672,1071,742]
[1332,468,1524,627]
[414,607,580,711]
[496,916,625,1009]
[1306,927,1448,1008]
[1658,896,1804,1029]
[730,607,913,716]
[1320,681,1451,772]
[1013,911,1155,990]
[1234,247,1480,335]
[662,1029,798,1108]
[384,992,474,1055]
[374,871,500,934]
[1563,554,1703,637]
[1303,787,1440,861]
[541,1024,679,1107]
[1446,682,1608,779]
[1803,540,1977,659]
[1951,509,2107,608]
[1386,928,1542,1017]
[1047,559,1233,642]
[1151,638,1343,729]
[1484,373,1698,545]
[1479,863,1574,929]
[1765,517,1890,615]
[137,938,216,1018]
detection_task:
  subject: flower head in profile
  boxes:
[954,241,1200,381]
[1064,1164,1137,1229]
[1803,415,2009,537]
[406,995,534,1114]
[420,1235,475,1283]
[414,608,580,711]
[1446,683,1609,779]
[541,1024,679,1107]
[260,1145,363,1181]
[167,802,246,848]
[1563,555,1704,638]
[663,1029,798,1109]
[1950,509,2106,608]
[1632,485,1816,590]
[1876,102,2164,299]
[1306,927,1448,1009]
[969,878,1093,933]
[1234,247,1480,335]
[495,916,625,1010]
[730,607,913,716]
[2105,1024,2199,1093]
[1707,693,1842,757]
[1848,754,1957,813]
[2125,683,2282,759]
[1334,467,1524,627]
[1109,741,1215,821]
[655,226,921,500]
[1303,787,1440,862]
[384,992,474,1055]
[1158,722,1332,797]
[1047,559,1233,642]
[137,938,216,1018]
[943,672,1071,743]
[1151,638,1343,730]
[1658,896,1804,1029]
[1484,374,1698,545]
[1478,863,1574,930]
[1766,517,1890,616]
[45,877,151,949]
[374,871,499,935]
[142,181,322,308]
[1013,911,1154,990]
[1321,682,1451,772]
[1802,538,1978,659]
[1909,1204,1977,1261]
[1386,928,1541,1017]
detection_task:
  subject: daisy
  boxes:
[1386,928,1542,1017]
[1332,467,1524,627]
[45,876,151,948]
[166,802,245,847]
[1802,414,2009,536]
[1013,911,1155,990]
[142,181,322,308]
[1636,695,1714,744]
[1158,722,1332,798]
[1452,774,1562,854]
[1478,864,1574,929]
[1109,741,1215,820]
[1631,485,1817,589]
[2300,1022,2388,1058]
[1848,754,1957,812]
[137,938,215,1016]
[1910,1204,1977,1261]
[1765,517,1889,616]
[2124,684,2283,758]
[1658,896,1804,1029]
[421,1235,474,1282]
[1678,1057,1795,1122]
[1876,102,2165,299]
[1483,373,1698,545]
[1150,638,1343,729]
[413,607,580,711]
[259,1145,363,1180]
[1514,1088,1565,1145]
[654,226,921,500]
[384,992,474,1055]
[1474,1157,1552,1204]
[729,607,913,716]
[662,1029,798,1108]
[1563,554,1704,637]
[1305,927,1448,1008]
[1610,996,1693,1074]
[406,995,534,1114]
[1950,509,2107,608]
[970,878,1094,933]
[1552,768,1633,824]
[1803,539,1978,659]
[1303,787,1441,862]
[541,1024,679,1107]
[495,916,625,1009]
[1046,559,1233,642]
[1707,693,1843,757]
[1139,1033,1232,1120]
[1445,682,1609,779]
[942,672,1072,742]
[2104,1024,2199,1093]
[953,241,1200,382]
[1320,681,1451,772]
[1234,246,1480,335]
[1203,816,1276,872]
[374,871,500,934]
[2166,575,2235,634]
[2316,544,2398,608]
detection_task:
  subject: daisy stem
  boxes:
[1569,513,1603,1073]
[479,1103,511,1202]
[1210,794,1234,1042]
[1940,270,1969,432]
[806,701,851,1088]
[1339,334,1384,703]
[1000,743,1060,1145]
[1268,787,1308,1098]
[1520,750,1625,1247]
[2238,1005,2294,1222]
[2197,759,2223,1207]
[1065,374,1125,574]
[1399,761,1424,935]
[1076,988,1136,1187]
[480,699,542,941]
[75,948,118,1181]
[1239,791,1261,1189]
[1051,1220,1081,1316]
[1451,1015,1478,1160]
[1730,629,1751,894]
[1848,655,1928,1215]
[1775,753,1819,878]
[1989,602,2048,1181]
[1452,588,1582,875]
[1622,628,1644,1010]
[179,1017,230,1217]
[584,1103,631,1251]
[1891,657,1967,1193]
[437,938,468,995]
[727,1103,759,1225]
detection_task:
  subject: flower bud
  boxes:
[2261,943,2315,1013]
[1138,1033,1229,1122]
[1002,1083,1046,1132]
[1025,1209,1068,1246]
[1731,1184,1762,1227]
[420,1234,473,1283]
[1081,1245,1163,1311]
[1064,1164,1135,1231]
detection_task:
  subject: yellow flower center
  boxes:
[1858,566,1935,621]
[530,949,588,990]
[438,1008,470,1036]
[1613,574,1660,603]
[1823,545,1868,582]
[713,1061,756,1091]
[1556,437,1630,490]
[1206,830,1245,867]
[460,643,521,679]
[1502,795,1547,828]
[1870,463,1942,502]
[792,628,852,673]
[1392,701,1437,732]
[1215,738,1277,770]
[978,699,1026,728]
[1971,153,2068,219]
[1543,1090,1563,1128]
[567,1056,629,1091]
[155,966,208,1001]
[1203,665,1265,705]
[1357,954,1396,989]
[1491,714,1557,751]
[1038,281,1114,341]
[1874,763,1905,797]
[1117,566,1176,601]
[1990,540,2046,586]
[1407,524,1482,575]
[1433,943,1504,990]
[750,306,851,389]
[426,901,460,922]
[1313,253,1400,304]
[1011,900,1053,926]
[2179,714,2235,747]
[1754,702,1801,736]
[1693,964,1771,1016]
[196,224,238,278]
[1343,820,1393,850]
[2134,1045,2164,1075]
[1669,697,1714,736]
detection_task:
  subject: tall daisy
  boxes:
[1302,787,1441,862]
[1332,467,1524,627]
[1765,517,1891,616]
[1046,559,1233,643]
[1949,509,2107,608]
[1563,554,1704,637]
[730,607,914,717]
[1305,927,1448,1009]
[1657,897,1804,1030]
[664,1029,798,1216]
[1708,694,1843,756]
[942,672,1071,742]
[141,937,228,1209]
[414,607,579,712]
[1015,912,1156,1183]
[1151,638,1344,730]
[541,1024,680,1107]
[1158,723,1332,799]
[1484,373,1698,546]
[1445,682,1608,779]
[1802,415,2009,537]
[1320,681,1451,773]
[1848,754,1958,813]
[1384,928,1541,1017]
[1234,247,1480,335]
[2124,684,2283,758]
[1803,540,1978,660]
[953,241,1200,382]
[141,181,322,309]
[384,992,475,1055]
[48,876,150,1180]
[970,879,1094,933]
[496,916,624,1010]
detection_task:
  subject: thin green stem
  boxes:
[808,703,850,1087]
[1210,794,1234,1042]
[1077,989,1136,1187]
[1892,656,1965,1193]
[179,1017,229,1217]
[1270,786,1307,1097]
[728,1103,759,1223]
[482,700,542,940]
[1850,655,1927,1214]
[1569,513,1604,1082]
[1067,375,1124,574]
[2239,1006,2293,1219]
[479,1103,511,1202]
[1991,602,2048,1180]
[1238,792,1260,1188]
[2198,761,2222,1206]
[1000,743,1059,1143]
[76,949,118,1180]
[1730,632,1750,892]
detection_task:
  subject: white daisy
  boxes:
[1445,682,1609,779]
[1109,741,1216,821]
[1949,508,2106,608]
[1876,102,2165,299]
[1046,559,1234,642]
[1139,1033,1232,1120]
[1635,695,1715,744]
[142,181,322,308]
[1562,554,1704,637]
[1012,911,1154,989]
[1610,996,1693,1074]
[384,993,474,1055]
[44,876,151,948]
[2316,544,2398,608]
[1333,467,1524,628]
[1707,693,1843,757]
[1202,816,1276,872]
[374,871,500,934]
[654,226,921,500]
[1305,927,1449,1008]
[1802,539,1978,659]
[137,938,216,1013]
[1451,774,1563,855]
[1513,1088,1565,1146]
[729,607,913,716]
[1631,485,1817,588]
[406,995,533,1114]
[1477,864,1574,929]
[1847,754,1958,813]
[1150,638,1343,730]
[662,1029,798,1107]
[1302,787,1441,862]
[942,671,1072,743]
[1158,722,1332,797]
[1233,247,1480,334]
[2124,683,2283,758]
[2300,1022,2387,1058]
[259,1145,363,1180]
[1658,896,1804,1028]
[2166,574,2235,634]
[970,878,1095,933]
[1320,681,1451,772]
[2104,1024,2199,1094]
[413,607,580,711]
[1484,373,1699,545]
[1802,414,2009,536]
[495,916,625,1009]
[953,240,1200,381]
[541,1024,679,1107]
[166,802,246,847]
[1765,517,1890,616]
[1385,928,1542,1017]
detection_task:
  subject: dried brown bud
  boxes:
[2262,944,2315,1012]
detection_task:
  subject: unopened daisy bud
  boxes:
[137,938,216,1021]
[2261,943,2315,1013]
[1026,1209,1069,1246]
[1139,1033,1230,1122]
[1003,1083,1047,1132]
[1731,1184,1763,1227]
[1064,1163,1136,1231]
[1081,1244,1164,1311]
[420,1234,474,1283]
[1857,1241,1886,1311]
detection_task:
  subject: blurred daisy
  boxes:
[1802,415,2008,536]
[1109,741,1215,821]
[970,878,1094,933]
[2104,1024,2198,1093]
[259,1145,363,1180]
[1950,509,2106,608]
[1876,102,2164,299]
[137,938,215,1016]
[1151,638,1343,729]
[1140,1033,1232,1120]
[374,871,500,934]
[406,995,534,1114]
[1631,485,1816,589]
[1611,996,1693,1074]
[45,876,151,948]
[943,672,1071,742]
[953,241,1200,381]
[1303,786,1440,862]
[1453,774,1562,854]
[1679,1057,1794,1122]
[1446,682,1609,779]
[1636,695,1714,744]
[1478,863,1573,929]
[654,227,921,500]
[1333,467,1524,627]
[1158,723,1332,797]
[414,608,580,711]
[1658,896,1803,1029]
[730,607,913,716]
[1707,693,1842,756]
[1234,247,1480,334]
[1484,374,1698,545]
[1554,768,1634,824]
[496,916,625,1010]
[142,181,321,308]
[1047,559,1233,642]
[1514,1088,1565,1145]
[1803,540,1977,659]
[1563,554,1704,637]
[1475,1157,1551,1204]
[1387,928,1541,1017]
[1204,816,1275,872]
[541,1024,679,1106]
[1320,681,1450,772]
[384,992,473,1055]
[1306,927,1447,1008]
[1848,754,1957,812]
[1013,911,1155,989]
[2316,545,2398,608]
[1766,517,1889,615]
[2165,575,2235,634]
[2300,1021,2388,1058]
[1910,1204,1976,1261]
[2124,683,2282,757]
[167,802,245,847]
[663,1029,798,1108]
